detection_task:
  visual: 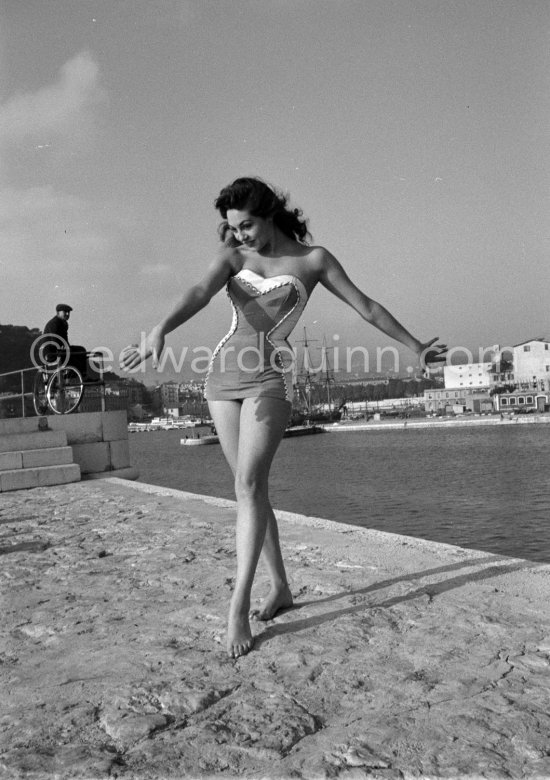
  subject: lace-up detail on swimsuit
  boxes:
[204,269,309,403]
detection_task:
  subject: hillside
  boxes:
[0,324,42,375]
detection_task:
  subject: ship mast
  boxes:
[294,326,318,412]
[321,335,335,413]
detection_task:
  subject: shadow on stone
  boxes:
[256,557,537,647]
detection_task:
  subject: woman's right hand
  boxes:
[417,337,447,375]
[120,326,165,372]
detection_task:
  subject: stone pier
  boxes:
[1,478,549,778]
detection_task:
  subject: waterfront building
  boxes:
[493,390,549,414]
[423,387,493,415]
[428,360,495,415]
[344,397,425,416]
[512,338,550,392]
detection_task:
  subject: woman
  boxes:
[121,177,446,659]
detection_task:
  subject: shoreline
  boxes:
[2,478,550,778]
[322,413,550,432]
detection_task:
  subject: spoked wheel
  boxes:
[33,370,51,416]
[47,366,84,414]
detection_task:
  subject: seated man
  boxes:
[43,303,87,377]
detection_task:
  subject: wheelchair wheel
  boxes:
[47,366,84,414]
[32,370,51,416]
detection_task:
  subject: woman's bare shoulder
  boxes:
[212,243,247,274]
[302,245,338,272]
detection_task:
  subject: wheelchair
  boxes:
[32,342,106,416]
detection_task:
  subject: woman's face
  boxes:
[225,208,273,251]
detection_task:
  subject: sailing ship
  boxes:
[292,328,344,425]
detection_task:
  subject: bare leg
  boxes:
[211,403,293,620]
[208,401,246,655]
[209,397,291,658]
[250,505,293,621]
[210,403,293,620]
[209,404,292,607]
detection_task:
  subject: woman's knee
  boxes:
[234,470,268,502]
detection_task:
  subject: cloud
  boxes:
[0,51,110,260]
[0,52,123,330]
[0,52,107,150]
[0,51,163,345]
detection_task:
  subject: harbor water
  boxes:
[129,423,550,563]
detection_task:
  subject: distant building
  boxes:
[490,363,515,387]
[123,378,147,405]
[432,361,494,414]
[160,381,180,408]
[493,391,549,414]
[330,372,390,387]
[426,340,550,412]
[512,338,550,392]
[178,380,204,396]
[443,362,492,389]
[343,397,425,415]
[423,387,493,414]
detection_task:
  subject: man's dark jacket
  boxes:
[43,316,69,343]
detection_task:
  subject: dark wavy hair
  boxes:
[215,177,311,246]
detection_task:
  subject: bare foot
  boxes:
[250,583,293,621]
[226,610,254,658]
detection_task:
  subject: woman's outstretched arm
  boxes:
[316,248,446,367]
[120,248,238,370]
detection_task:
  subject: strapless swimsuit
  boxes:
[204,269,309,404]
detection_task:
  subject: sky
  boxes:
[1,0,549,382]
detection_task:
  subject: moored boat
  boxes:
[180,435,220,446]
[284,425,325,438]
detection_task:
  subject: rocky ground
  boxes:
[1,478,550,779]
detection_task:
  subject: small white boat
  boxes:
[128,422,151,432]
[180,435,219,446]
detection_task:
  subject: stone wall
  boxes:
[0,411,138,480]
[47,410,138,480]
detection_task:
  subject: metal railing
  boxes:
[0,367,37,418]
[0,360,128,419]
